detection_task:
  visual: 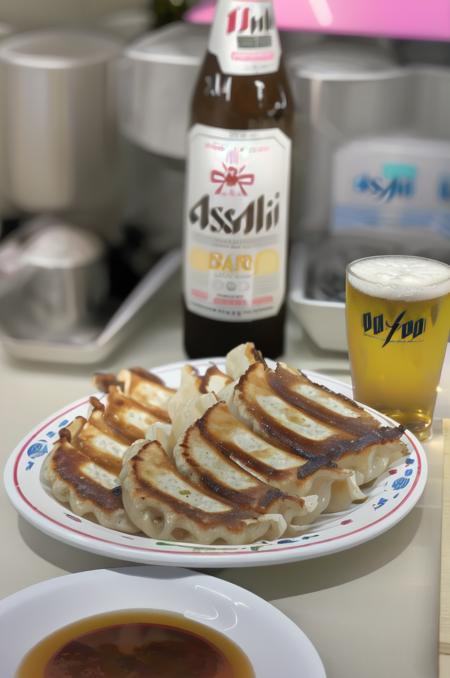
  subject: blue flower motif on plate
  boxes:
[27,441,48,459]
[392,477,410,491]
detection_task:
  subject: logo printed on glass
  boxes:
[362,310,426,347]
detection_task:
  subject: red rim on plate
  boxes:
[4,362,427,568]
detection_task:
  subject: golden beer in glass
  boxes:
[346,255,450,440]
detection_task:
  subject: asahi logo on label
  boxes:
[209,0,281,75]
[184,124,291,323]
[189,192,280,234]
[362,310,426,346]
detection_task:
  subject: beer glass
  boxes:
[346,255,450,440]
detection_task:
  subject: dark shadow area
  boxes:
[18,516,135,573]
[18,500,422,598]
[214,505,423,601]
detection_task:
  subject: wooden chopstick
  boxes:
[439,419,450,677]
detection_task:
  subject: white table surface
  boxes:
[0,272,447,678]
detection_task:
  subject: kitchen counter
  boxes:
[0,272,446,678]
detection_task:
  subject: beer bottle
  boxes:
[183,0,293,358]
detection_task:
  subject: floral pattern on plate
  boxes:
[4,361,427,568]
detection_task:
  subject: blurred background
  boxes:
[0,0,448,359]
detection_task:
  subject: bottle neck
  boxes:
[208,0,281,76]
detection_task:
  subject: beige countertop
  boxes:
[0,273,446,678]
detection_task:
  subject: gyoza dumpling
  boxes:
[173,416,319,533]
[268,362,407,483]
[232,362,407,486]
[41,421,138,534]
[201,365,233,393]
[180,401,365,514]
[93,368,175,412]
[102,386,170,442]
[225,342,263,380]
[167,365,218,450]
[120,440,286,544]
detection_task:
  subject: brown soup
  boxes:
[16,609,255,678]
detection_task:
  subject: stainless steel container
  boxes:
[0,0,147,30]
[120,22,208,159]
[288,43,450,241]
[288,42,404,239]
[119,22,208,252]
[0,217,109,336]
[0,30,122,215]
[411,66,450,139]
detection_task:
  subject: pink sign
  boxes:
[185,0,450,41]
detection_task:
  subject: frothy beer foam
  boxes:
[348,256,450,301]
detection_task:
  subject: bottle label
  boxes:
[209,0,281,75]
[184,124,291,322]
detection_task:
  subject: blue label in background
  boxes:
[353,163,417,203]
[438,176,450,202]
[333,203,450,238]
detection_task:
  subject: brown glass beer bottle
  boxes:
[183,0,293,358]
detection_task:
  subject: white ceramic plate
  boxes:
[3,359,427,568]
[0,565,326,677]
